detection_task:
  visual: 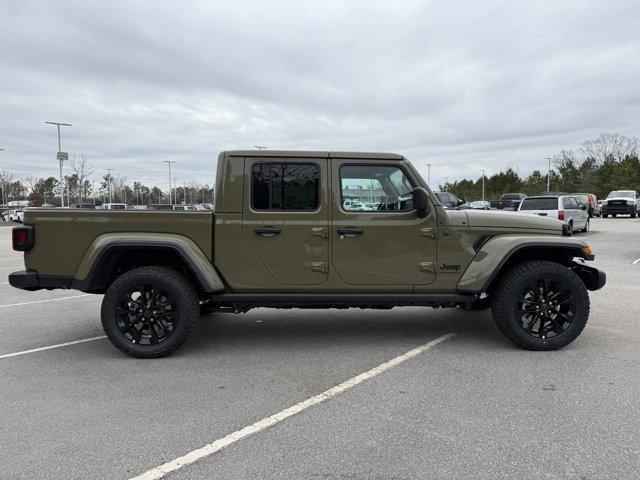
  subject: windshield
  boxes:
[607,191,635,199]
[520,198,558,210]
[502,194,523,200]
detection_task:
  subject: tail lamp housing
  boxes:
[12,226,35,252]
[557,210,565,221]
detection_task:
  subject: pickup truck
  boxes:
[490,193,527,210]
[600,190,640,218]
[9,150,605,357]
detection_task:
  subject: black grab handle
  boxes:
[255,226,281,236]
[337,227,363,237]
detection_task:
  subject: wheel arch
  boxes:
[457,236,592,294]
[72,233,225,294]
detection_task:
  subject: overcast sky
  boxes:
[1,0,639,189]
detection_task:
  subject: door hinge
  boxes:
[418,261,435,273]
[311,227,328,239]
[309,261,328,273]
[419,227,437,239]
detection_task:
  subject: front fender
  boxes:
[74,233,225,293]
[457,235,590,293]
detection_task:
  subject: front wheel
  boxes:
[101,266,200,358]
[491,261,589,350]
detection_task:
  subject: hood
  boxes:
[604,197,636,203]
[462,209,563,233]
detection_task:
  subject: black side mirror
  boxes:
[413,187,429,218]
[458,197,466,206]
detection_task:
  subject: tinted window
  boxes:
[340,165,414,212]
[502,194,522,201]
[252,163,319,211]
[520,198,558,210]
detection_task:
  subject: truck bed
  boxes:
[22,209,214,277]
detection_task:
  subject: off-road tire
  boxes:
[101,266,199,358]
[632,212,637,218]
[491,260,589,350]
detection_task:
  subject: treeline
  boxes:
[0,155,214,206]
[443,133,640,201]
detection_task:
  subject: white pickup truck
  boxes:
[601,190,640,218]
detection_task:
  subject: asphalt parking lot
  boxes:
[1,218,639,480]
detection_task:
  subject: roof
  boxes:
[223,150,404,160]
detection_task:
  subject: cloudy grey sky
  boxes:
[1,0,639,189]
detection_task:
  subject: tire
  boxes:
[581,218,590,233]
[491,260,589,350]
[101,266,200,358]
[602,214,608,218]
[632,212,637,218]
[612,214,617,218]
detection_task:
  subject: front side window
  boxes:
[252,163,319,211]
[340,165,414,212]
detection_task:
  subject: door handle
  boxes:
[337,227,363,238]
[255,226,281,236]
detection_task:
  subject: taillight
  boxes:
[558,210,565,221]
[12,226,34,251]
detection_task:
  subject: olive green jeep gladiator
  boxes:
[9,151,606,357]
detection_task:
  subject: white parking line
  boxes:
[0,294,92,309]
[0,336,106,359]
[0,265,23,270]
[633,258,640,265]
[129,333,456,480]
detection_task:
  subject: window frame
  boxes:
[338,163,417,214]
[250,161,322,213]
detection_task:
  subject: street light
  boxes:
[425,162,432,185]
[173,178,182,204]
[0,148,4,205]
[481,168,485,201]
[45,122,71,207]
[545,157,552,192]
[162,161,175,204]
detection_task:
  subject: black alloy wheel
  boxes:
[515,277,577,340]
[115,283,178,346]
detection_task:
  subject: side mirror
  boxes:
[413,187,429,218]
[580,204,587,211]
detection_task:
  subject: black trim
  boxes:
[8,271,73,291]
[12,226,35,251]
[473,235,493,252]
[74,241,218,292]
[571,262,606,291]
[208,293,472,308]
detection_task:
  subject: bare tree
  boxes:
[68,153,96,203]
[0,170,14,205]
[580,133,639,163]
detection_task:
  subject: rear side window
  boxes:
[520,198,558,210]
[252,163,320,211]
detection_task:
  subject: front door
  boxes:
[331,160,437,286]
[242,157,329,285]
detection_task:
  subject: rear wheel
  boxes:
[602,214,608,218]
[101,266,199,358]
[491,261,589,350]
[632,212,637,218]
[581,218,590,232]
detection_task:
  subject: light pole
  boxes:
[481,168,485,201]
[444,177,449,192]
[45,122,71,207]
[545,157,551,192]
[425,163,432,185]
[0,148,4,205]
[163,161,175,204]
[105,168,114,203]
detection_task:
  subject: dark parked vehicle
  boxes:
[490,193,527,210]
[434,191,465,209]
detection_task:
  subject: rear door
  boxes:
[242,156,329,285]
[330,160,437,286]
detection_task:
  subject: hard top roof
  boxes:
[223,150,404,160]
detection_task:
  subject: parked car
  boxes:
[16,210,24,223]
[601,190,640,218]
[434,191,465,209]
[99,203,127,210]
[70,203,97,209]
[10,149,606,357]
[571,193,599,218]
[468,200,491,210]
[490,193,527,210]
[3,209,23,223]
[517,195,589,233]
